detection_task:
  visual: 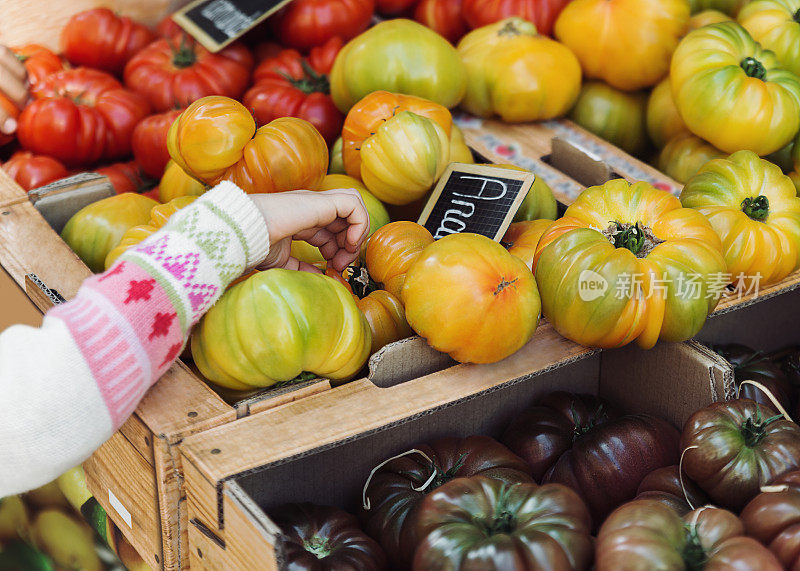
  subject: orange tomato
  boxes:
[502,219,554,269]
[365,221,435,300]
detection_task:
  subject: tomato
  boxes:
[123,38,254,112]
[414,0,468,44]
[458,18,581,122]
[402,233,540,363]
[657,133,725,183]
[681,150,800,286]
[569,81,649,156]
[167,96,328,194]
[96,161,157,197]
[691,0,750,14]
[672,22,800,155]
[156,160,206,203]
[61,193,158,272]
[3,151,68,191]
[413,477,593,570]
[361,435,532,568]
[714,344,796,415]
[741,470,800,569]
[376,0,419,15]
[359,111,450,205]
[330,19,467,112]
[243,46,344,145]
[341,91,453,180]
[329,137,345,174]
[555,0,690,91]
[269,503,387,570]
[635,465,709,515]
[355,289,413,354]
[61,8,155,75]
[597,500,783,570]
[681,399,800,511]
[463,0,571,35]
[307,37,344,76]
[448,124,473,164]
[365,221,434,300]
[690,8,733,28]
[739,0,800,76]
[13,45,64,87]
[191,269,371,391]
[271,0,375,51]
[502,219,554,269]
[18,68,150,167]
[534,179,726,349]
[131,110,182,180]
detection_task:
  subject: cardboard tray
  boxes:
[178,335,733,568]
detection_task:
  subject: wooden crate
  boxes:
[177,335,733,568]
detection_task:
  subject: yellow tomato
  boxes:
[657,133,726,183]
[158,160,207,203]
[457,18,581,122]
[503,219,554,269]
[690,9,732,28]
[555,0,690,91]
[329,137,345,174]
[646,78,689,149]
[681,150,800,285]
[671,22,800,155]
[739,0,800,76]
[690,0,749,15]
[449,124,474,164]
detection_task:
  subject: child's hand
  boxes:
[0,46,28,135]
[251,188,371,273]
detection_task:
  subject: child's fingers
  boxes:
[0,47,26,81]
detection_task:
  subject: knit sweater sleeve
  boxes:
[0,181,268,495]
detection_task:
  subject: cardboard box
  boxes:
[178,334,732,568]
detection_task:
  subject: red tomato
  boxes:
[376,0,420,15]
[254,41,283,63]
[244,46,344,145]
[3,151,68,191]
[155,16,183,39]
[123,38,254,112]
[132,109,183,179]
[61,8,156,75]
[414,0,469,44]
[18,68,150,166]
[462,0,571,36]
[13,45,64,86]
[307,37,344,75]
[96,161,159,200]
[271,0,375,51]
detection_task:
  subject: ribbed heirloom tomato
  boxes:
[739,0,800,76]
[3,151,68,191]
[158,161,206,203]
[569,82,648,156]
[414,0,469,44]
[534,179,726,348]
[132,109,183,179]
[657,133,725,184]
[96,161,157,197]
[635,465,709,515]
[124,38,253,112]
[167,96,328,194]
[13,45,64,86]
[691,0,749,14]
[402,233,541,363]
[365,221,434,300]
[502,219,554,269]
[671,22,800,155]
[462,0,571,35]
[271,0,375,51]
[741,471,800,569]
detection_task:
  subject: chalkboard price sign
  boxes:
[173,0,294,52]
[417,163,535,241]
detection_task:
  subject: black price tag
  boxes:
[417,163,535,241]
[172,0,294,52]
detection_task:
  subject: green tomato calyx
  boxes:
[740,57,767,80]
[570,403,605,441]
[494,277,518,295]
[478,483,518,536]
[741,405,784,448]
[741,196,769,221]
[425,453,468,493]
[303,535,333,559]
[498,18,538,38]
[170,34,197,68]
[282,60,331,95]
[606,222,663,258]
[682,525,709,570]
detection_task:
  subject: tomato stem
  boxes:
[476,483,518,536]
[605,222,664,258]
[741,196,769,221]
[171,34,197,68]
[494,277,518,295]
[741,405,783,447]
[682,525,708,570]
[497,17,537,37]
[303,535,333,559]
[740,57,766,80]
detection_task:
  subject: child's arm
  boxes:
[0,182,368,495]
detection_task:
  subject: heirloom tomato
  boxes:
[681,150,800,286]
[123,38,253,112]
[355,288,413,354]
[555,0,690,91]
[402,233,540,363]
[691,8,734,28]
[3,151,68,191]
[597,500,782,570]
[132,110,182,179]
[767,141,795,173]
[671,22,800,155]
[61,8,155,74]
[646,78,689,149]
[569,81,649,156]
[96,161,157,197]
[462,0,571,35]
[271,0,375,51]
[13,44,63,87]
[330,19,467,112]
[365,221,434,300]
[691,0,750,14]
[635,465,709,515]
[269,503,387,571]
[413,477,593,571]
[739,0,800,76]
[359,111,450,205]
[681,399,800,511]
[18,68,150,167]
[657,133,725,183]
[414,0,469,44]
[502,219,554,269]
[104,196,197,269]
[375,0,418,15]
[457,18,581,122]
[61,193,158,272]
[361,435,532,568]
[308,37,344,75]
[714,344,796,415]
[448,125,473,164]
[341,91,452,179]
[244,46,343,145]
[167,96,328,193]
[329,137,344,174]
[191,269,371,390]
[741,471,800,569]
[534,179,726,349]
